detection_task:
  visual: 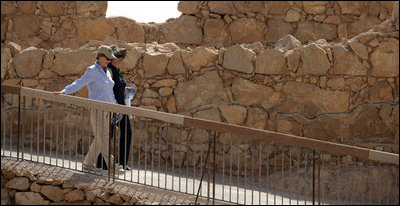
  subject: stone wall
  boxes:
[0,1,397,49]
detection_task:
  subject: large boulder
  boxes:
[370,38,399,77]
[229,18,266,44]
[231,78,274,106]
[181,47,218,72]
[50,48,96,76]
[299,43,330,75]
[255,49,287,75]
[163,15,202,45]
[223,44,255,74]
[143,52,170,78]
[77,17,114,41]
[13,47,45,78]
[174,71,228,112]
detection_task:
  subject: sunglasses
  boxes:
[115,54,124,59]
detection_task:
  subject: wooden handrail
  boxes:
[1,84,399,165]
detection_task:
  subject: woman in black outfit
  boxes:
[96,45,132,171]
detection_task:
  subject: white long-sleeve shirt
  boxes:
[61,61,116,104]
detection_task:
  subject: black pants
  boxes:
[96,114,132,169]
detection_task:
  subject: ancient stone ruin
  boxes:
[1,1,399,205]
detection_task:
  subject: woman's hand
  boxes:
[53,91,64,95]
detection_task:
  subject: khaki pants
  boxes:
[83,109,113,168]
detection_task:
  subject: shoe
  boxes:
[123,166,132,171]
[83,164,102,172]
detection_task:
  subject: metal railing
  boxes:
[1,85,399,205]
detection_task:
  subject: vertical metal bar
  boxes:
[113,113,117,183]
[10,96,13,158]
[179,126,182,192]
[144,119,148,185]
[75,106,78,170]
[200,129,204,197]
[186,126,189,194]
[289,147,292,205]
[49,103,53,165]
[259,143,262,205]
[267,142,270,205]
[68,105,72,168]
[62,104,65,167]
[124,115,128,180]
[318,153,321,205]
[230,133,233,203]
[213,130,216,205]
[17,91,21,160]
[222,132,225,201]
[43,103,47,164]
[194,130,213,204]
[244,137,247,205]
[274,146,277,205]
[313,149,315,205]
[21,96,26,160]
[172,126,175,190]
[165,124,168,189]
[281,146,284,205]
[158,123,161,187]
[337,156,341,204]
[108,112,111,181]
[297,147,300,205]
[131,116,135,182]
[193,127,196,195]
[151,120,155,186]
[81,108,84,171]
[237,136,240,204]
[138,117,142,183]
[37,102,40,162]
[251,140,254,205]
[30,97,34,161]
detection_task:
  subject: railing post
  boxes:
[313,149,316,205]
[213,131,216,205]
[108,112,112,182]
[195,130,213,204]
[17,92,21,160]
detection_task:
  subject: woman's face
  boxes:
[111,52,123,66]
[98,55,111,68]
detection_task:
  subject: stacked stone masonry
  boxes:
[1,1,399,204]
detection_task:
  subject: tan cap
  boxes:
[110,45,127,58]
[97,45,116,59]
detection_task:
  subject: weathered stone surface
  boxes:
[13,47,44,78]
[159,87,173,96]
[76,1,107,16]
[178,1,198,14]
[245,107,268,130]
[368,81,393,102]
[296,22,337,43]
[5,177,29,191]
[255,49,287,75]
[193,108,222,122]
[15,192,49,205]
[167,51,186,74]
[181,47,218,72]
[283,81,349,114]
[1,1,17,15]
[349,41,368,60]
[232,1,264,13]
[203,19,230,46]
[327,77,346,90]
[338,1,367,15]
[1,48,12,80]
[65,190,85,202]
[219,105,247,125]
[174,71,228,112]
[303,116,341,141]
[110,17,145,43]
[223,44,255,74]
[208,1,237,15]
[349,17,381,36]
[151,79,177,88]
[166,96,177,113]
[352,104,394,139]
[17,1,36,14]
[163,15,202,45]
[303,1,328,14]
[13,15,40,40]
[265,18,292,43]
[265,1,293,16]
[299,44,330,75]
[41,185,64,202]
[285,49,301,72]
[229,18,266,44]
[143,52,169,78]
[285,9,301,22]
[42,1,64,16]
[370,38,399,77]
[232,78,274,106]
[275,34,302,52]
[331,45,367,75]
[50,48,96,76]
[77,17,114,41]
[393,1,399,30]
[120,48,142,72]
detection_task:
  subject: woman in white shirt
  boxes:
[54,45,117,171]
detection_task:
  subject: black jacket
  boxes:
[108,63,126,105]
